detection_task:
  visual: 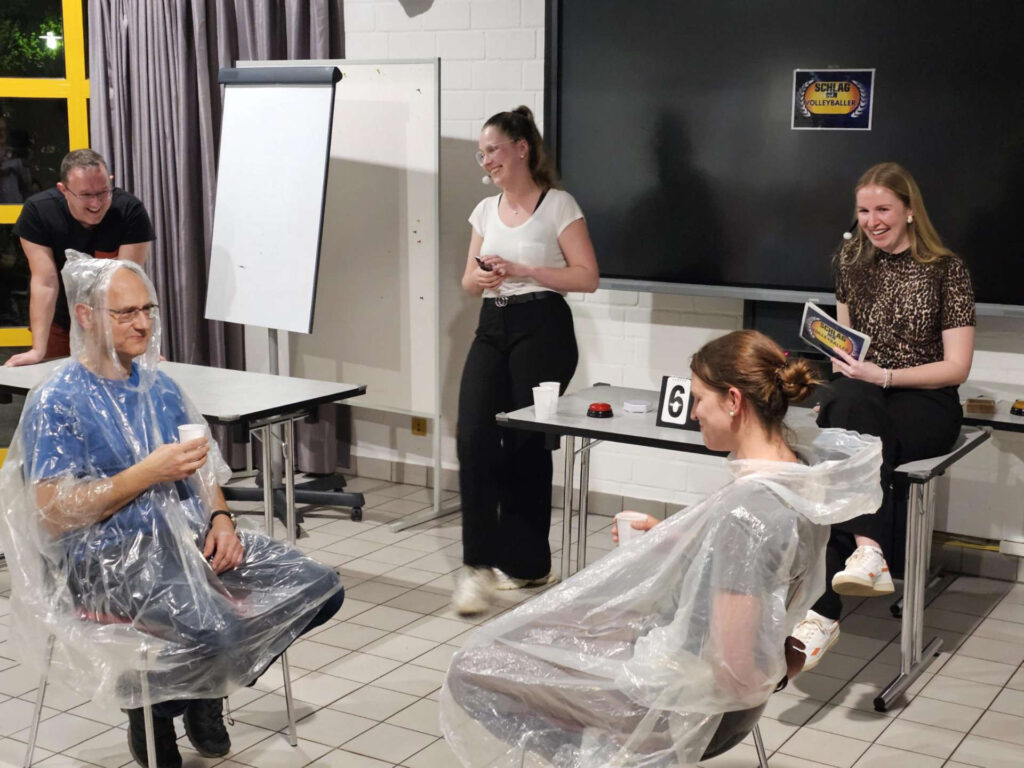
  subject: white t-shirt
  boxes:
[468,188,584,298]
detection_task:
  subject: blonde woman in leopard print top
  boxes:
[792,163,975,669]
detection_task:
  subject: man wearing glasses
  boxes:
[5,148,155,367]
[4,256,344,766]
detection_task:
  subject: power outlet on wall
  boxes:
[411,417,427,436]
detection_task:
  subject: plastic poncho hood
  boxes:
[440,427,882,768]
[0,252,342,708]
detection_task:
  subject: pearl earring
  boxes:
[729,410,735,417]
[907,215,913,224]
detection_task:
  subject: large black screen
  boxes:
[547,0,1024,306]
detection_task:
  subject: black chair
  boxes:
[700,703,770,766]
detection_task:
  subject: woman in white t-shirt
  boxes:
[453,106,599,616]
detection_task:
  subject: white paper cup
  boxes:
[615,511,649,547]
[178,423,208,444]
[538,381,561,393]
[532,386,558,419]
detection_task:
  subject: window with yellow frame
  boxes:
[1,0,88,462]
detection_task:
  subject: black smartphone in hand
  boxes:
[475,256,493,272]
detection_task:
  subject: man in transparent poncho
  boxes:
[0,254,345,768]
[440,330,883,768]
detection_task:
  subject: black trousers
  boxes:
[812,377,962,619]
[457,295,579,580]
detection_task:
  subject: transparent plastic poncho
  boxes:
[0,253,342,709]
[440,427,883,768]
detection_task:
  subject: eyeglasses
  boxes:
[64,186,113,204]
[104,303,158,324]
[475,141,515,166]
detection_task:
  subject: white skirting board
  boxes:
[999,539,1024,558]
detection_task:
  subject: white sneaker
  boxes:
[792,610,840,671]
[452,566,496,615]
[492,568,558,591]
[832,545,895,596]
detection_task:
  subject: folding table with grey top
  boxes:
[0,359,366,543]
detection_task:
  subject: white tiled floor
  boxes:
[2,475,1024,767]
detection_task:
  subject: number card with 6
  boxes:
[655,376,700,431]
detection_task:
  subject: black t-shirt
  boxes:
[13,187,156,330]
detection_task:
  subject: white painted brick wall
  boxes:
[484,29,536,59]
[345,32,388,58]
[440,59,472,90]
[423,2,470,31]
[520,0,545,27]
[344,3,376,32]
[470,0,521,29]
[388,31,437,57]
[375,2,424,31]
[437,30,486,59]
[471,61,522,90]
[441,90,483,120]
[344,0,1024,543]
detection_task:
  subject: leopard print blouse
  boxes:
[835,244,975,370]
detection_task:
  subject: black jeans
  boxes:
[812,377,962,619]
[457,294,579,580]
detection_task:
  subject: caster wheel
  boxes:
[350,507,363,522]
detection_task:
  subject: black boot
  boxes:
[183,698,231,757]
[126,707,182,768]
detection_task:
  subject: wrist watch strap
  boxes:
[209,509,237,528]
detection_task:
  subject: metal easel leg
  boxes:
[875,479,942,712]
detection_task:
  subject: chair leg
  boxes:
[752,722,769,767]
[23,635,54,768]
[280,650,297,746]
[139,641,157,768]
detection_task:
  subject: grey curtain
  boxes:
[88,0,345,466]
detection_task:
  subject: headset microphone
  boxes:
[842,220,857,240]
[481,175,492,185]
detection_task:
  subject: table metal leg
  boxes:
[577,438,592,571]
[283,419,297,544]
[875,479,942,712]
[561,435,576,582]
[259,425,274,533]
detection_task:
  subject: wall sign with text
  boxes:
[656,376,700,431]
[792,69,874,130]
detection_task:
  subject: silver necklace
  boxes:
[506,195,530,215]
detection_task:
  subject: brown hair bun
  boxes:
[690,330,820,431]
